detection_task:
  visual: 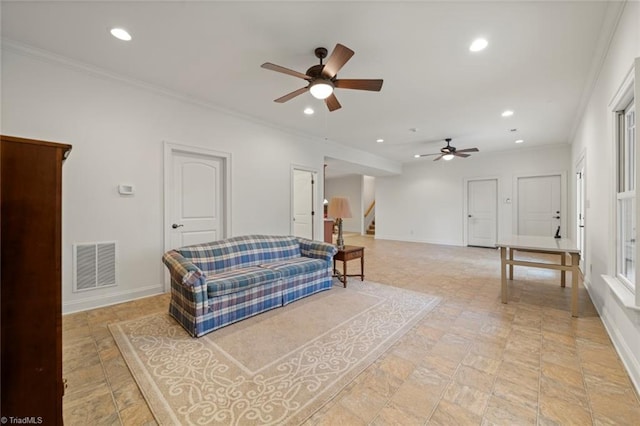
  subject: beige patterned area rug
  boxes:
[110,280,441,425]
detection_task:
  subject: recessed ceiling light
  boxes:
[469,38,488,52]
[414,154,421,158]
[303,107,314,115]
[515,139,524,144]
[110,28,132,41]
[501,110,514,117]
[376,138,384,143]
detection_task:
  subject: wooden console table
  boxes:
[333,245,365,288]
[496,235,581,317]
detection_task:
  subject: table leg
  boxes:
[343,259,347,288]
[501,247,508,303]
[571,252,580,317]
[360,252,364,281]
[508,248,514,280]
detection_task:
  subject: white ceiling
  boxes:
[1,1,619,175]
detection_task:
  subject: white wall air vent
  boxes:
[73,242,117,292]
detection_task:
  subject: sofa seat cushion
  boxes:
[260,257,328,278]
[206,267,280,298]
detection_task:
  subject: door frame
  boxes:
[575,152,586,273]
[290,165,319,239]
[513,171,567,236]
[463,176,500,247]
[163,142,232,289]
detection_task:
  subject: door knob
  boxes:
[172,224,184,229]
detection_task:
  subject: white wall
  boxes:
[376,145,571,246]
[1,46,399,313]
[325,175,362,233]
[363,176,375,212]
[569,1,640,392]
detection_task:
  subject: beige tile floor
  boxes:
[63,234,640,425]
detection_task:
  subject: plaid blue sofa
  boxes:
[162,235,337,337]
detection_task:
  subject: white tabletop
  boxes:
[496,235,580,253]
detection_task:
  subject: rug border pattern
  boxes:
[110,280,441,425]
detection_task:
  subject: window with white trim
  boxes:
[616,100,636,292]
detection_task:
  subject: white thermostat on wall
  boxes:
[118,184,135,195]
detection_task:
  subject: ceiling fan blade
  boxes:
[417,153,441,157]
[334,79,384,91]
[274,87,309,103]
[321,44,354,78]
[454,152,471,158]
[261,62,310,80]
[325,93,342,111]
[456,147,479,153]
[433,154,444,162]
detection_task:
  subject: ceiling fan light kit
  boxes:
[309,80,334,100]
[261,43,383,111]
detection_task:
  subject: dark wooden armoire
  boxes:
[1,135,72,424]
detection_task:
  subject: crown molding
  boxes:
[1,38,334,145]
[568,0,627,143]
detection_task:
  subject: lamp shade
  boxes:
[327,196,352,219]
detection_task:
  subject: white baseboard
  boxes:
[62,284,165,314]
[583,279,640,396]
[601,313,640,396]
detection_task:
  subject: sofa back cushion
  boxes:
[177,235,301,275]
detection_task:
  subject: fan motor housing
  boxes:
[306,64,324,78]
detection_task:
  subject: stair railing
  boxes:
[364,200,375,234]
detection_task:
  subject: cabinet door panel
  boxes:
[1,135,71,425]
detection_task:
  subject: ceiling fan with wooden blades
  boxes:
[415,138,479,161]
[261,43,383,112]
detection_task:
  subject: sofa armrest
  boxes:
[297,238,338,263]
[162,250,205,287]
[162,250,209,317]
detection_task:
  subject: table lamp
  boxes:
[327,196,352,249]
